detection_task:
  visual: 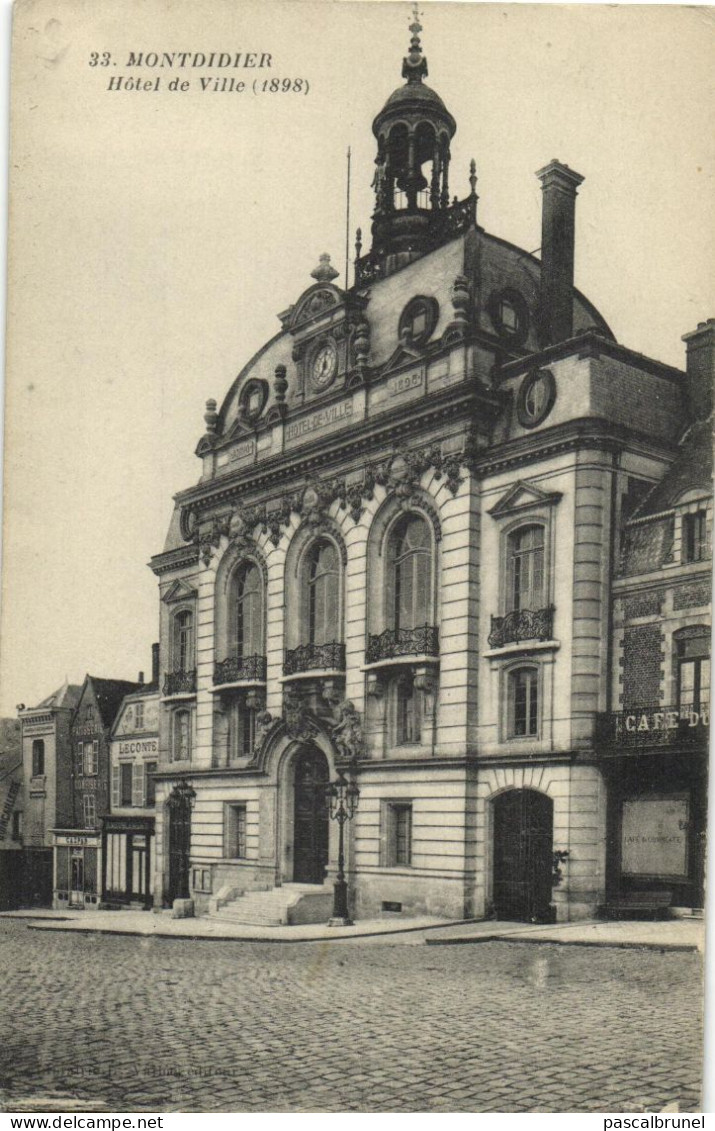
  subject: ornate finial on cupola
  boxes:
[204,398,218,436]
[467,159,479,222]
[311,253,340,284]
[469,159,478,197]
[403,4,427,82]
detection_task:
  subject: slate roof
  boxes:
[36,682,83,710]
[634,415,713,519]
[86,677,143,730]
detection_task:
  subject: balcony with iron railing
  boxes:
[366,624,440,666]
[487,606,555,651]
[283,642,346,677]
[595,704,709,754]
[162,669,197,697]
[214,654,267,687]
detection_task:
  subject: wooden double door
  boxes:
[493,789,554,922]
[293,747,329,884]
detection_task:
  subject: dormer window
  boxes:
[498,300,518,333]
[238,379,269,423]
[398,296,439,348]
[683,510,707,563]
[488,288,530,346]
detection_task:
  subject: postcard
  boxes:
[0,0,712,1117]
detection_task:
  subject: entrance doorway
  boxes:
[70,850,84,908]
[167,782,194,903]
[493,789,554,922]
[293,746,329,884]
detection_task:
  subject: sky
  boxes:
[0,0,713,716]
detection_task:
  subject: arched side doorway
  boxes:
[293,746,330,884]
[492,789,554,922]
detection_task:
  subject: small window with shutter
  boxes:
[132,761,145,808]
[145,762,157,807]
[111,763,120,809]
[120,763,133,806]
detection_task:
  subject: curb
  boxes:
[425,934,699,952]
[22,916,475,945]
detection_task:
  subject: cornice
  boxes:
[175,383,502,511]
[472,417,679,479]
[152,766,267,781]
[497,330,686,387]
[149,546,201,576]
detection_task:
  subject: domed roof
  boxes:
[372,11,456,137]
[383,80,448,113]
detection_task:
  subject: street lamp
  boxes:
[325,763,359,926]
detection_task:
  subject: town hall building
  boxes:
[149,18,710,924]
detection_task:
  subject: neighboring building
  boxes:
[0,721,24,909]
[597,358,712,913]
[17,682,81,906]
[148,21,711,921]
[103,663,159,909]
[53,674,140,910]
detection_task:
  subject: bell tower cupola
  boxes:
[369,7,459,274]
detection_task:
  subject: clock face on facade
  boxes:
[310,339,338,391]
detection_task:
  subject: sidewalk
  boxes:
[0,907,704,950]
[425,916,704,952]
[0,907,463,944]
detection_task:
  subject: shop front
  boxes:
[53,829,102,910]
[102,815,155,908]
[598,707,708,914]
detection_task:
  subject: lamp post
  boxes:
[325,763,359,927]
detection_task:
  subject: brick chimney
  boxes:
[151,642,160,686]
[682,319,715,421]
[536,160,584,345]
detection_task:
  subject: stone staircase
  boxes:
[209,883,333,927]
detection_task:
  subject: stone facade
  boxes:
[148,24,710,923]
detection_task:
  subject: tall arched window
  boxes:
[306,540,339,645]
[173,610,194,672]
[508,666,539,738]
[507,525,544,612]
[386,514,432,631]
[232,563,263,658]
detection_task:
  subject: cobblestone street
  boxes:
[0,919,703,1113]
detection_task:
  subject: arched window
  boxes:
[386,514,432,632]
[305,540,340,645]
[674,627,710,711]
[507,525,544,612]
[232,563,263,658]
[508,667,539,738]
[173,610,194,673]
[31,739,45,777]
[172,710,191,762]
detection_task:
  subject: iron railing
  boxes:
[488,606,555,650]
[355,197,476,288]
[163,669,197,696]
[214,654,267,686]
[366,624,439,664]
[284,642,346,676]
[596,703,709,752]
